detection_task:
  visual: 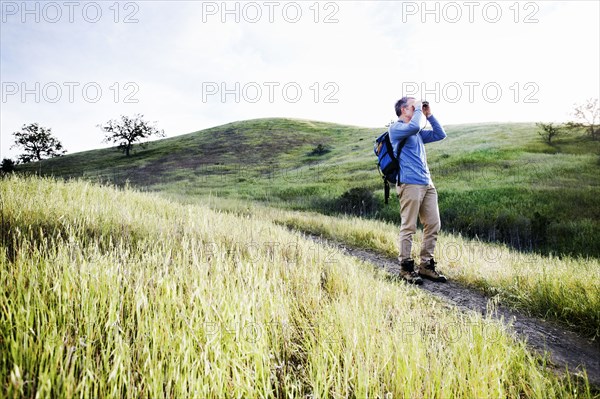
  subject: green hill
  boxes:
[17,118,600,257]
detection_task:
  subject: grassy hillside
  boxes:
[17,118,600,257]
[0,176,593,398]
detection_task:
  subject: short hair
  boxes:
[395,96,414,117]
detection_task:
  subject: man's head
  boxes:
[395,96,416,119]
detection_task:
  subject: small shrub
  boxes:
[334,187,378,216]
[309,143,331,156]
[536,122,566,145]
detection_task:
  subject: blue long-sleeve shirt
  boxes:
[388,108,446,185]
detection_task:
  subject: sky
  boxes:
[1,0,599,159]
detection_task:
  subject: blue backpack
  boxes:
[374,131,407,204]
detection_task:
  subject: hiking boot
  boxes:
[399,259,423,285]
[418,259,447,283]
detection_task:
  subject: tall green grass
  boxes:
[0,176,592,397]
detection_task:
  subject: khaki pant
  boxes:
[396,183,441,264]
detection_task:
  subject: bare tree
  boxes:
[98,114,165,157]
[569,98,599,139]
[11,123,66,163]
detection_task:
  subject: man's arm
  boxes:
[420,114,447,144]
[389,108,423,141]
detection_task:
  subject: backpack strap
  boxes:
[384,178,391,204]
[382,137,407,205]
[395,137,408,184]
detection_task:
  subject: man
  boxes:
[389,97,447,285]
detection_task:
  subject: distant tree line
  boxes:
[2,98,597,172]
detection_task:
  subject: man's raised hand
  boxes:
[423,102,432,117]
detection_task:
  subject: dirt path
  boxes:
[304,233,600,387]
